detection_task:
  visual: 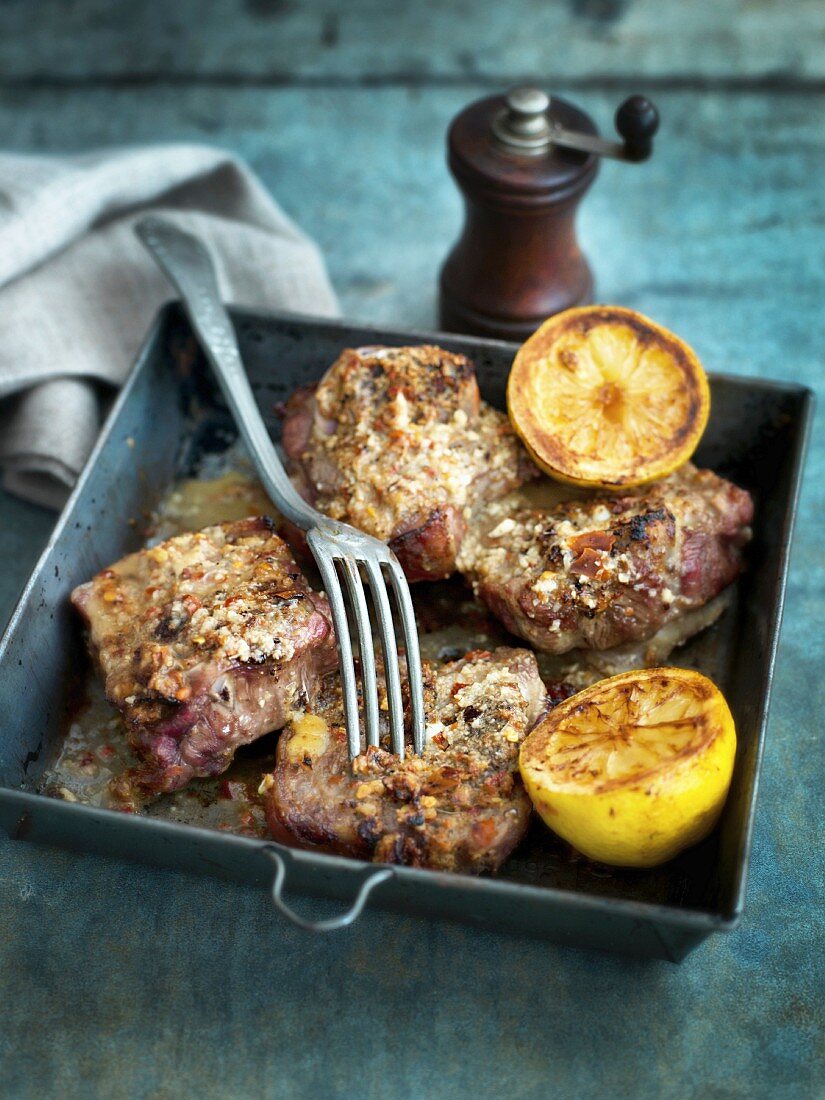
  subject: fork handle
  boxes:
[135,216,322,532]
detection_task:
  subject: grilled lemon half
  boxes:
[508,306,710,489]
[519,667,736,867]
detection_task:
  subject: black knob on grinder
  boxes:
[615,95,660,162]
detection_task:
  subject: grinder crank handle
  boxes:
[547,95,660,163]
[135,216,321,533]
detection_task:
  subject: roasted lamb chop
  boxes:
[280,345,537,581]
[457,464,753,654]
[263,647,546,874]
[71,517,335,796]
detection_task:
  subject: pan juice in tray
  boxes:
[43,308,755,880]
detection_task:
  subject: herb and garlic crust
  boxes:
[281,343,752,664]
[71,517,336,795]
[280,345,537,581]
[458,464,753,654]
[263,647,546,873]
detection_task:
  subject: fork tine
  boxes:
[308,537,361,761]
[364,559,406,759]
[339,558,380,749]
[384,557,426,756]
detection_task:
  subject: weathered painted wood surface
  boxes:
[0,4,823,1098]
[1,0,825,84]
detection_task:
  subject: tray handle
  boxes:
[264,846,394,932]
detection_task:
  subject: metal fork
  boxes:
[136,216,425,760]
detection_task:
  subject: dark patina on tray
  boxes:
[0,306,812,961]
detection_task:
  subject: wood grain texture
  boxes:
[0,5,823,1097]
[0,0,824,84]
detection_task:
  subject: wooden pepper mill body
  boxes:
[439,93,600,342]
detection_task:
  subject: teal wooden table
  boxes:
[0,4,822,1097]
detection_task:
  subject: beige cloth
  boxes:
[0,145,339,509]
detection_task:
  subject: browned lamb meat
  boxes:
[280,345,537,581]
[262,647,546,874]
[457,464,753,654]
[71,517,335,796]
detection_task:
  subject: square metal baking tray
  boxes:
[0,305,812,961]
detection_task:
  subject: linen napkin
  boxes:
[0,145,339,509]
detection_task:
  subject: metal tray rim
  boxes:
[721,382,814,919]
[0,303,813,942]
[0,787,735,932]
[231,304,817,401]
[0,308,167,670]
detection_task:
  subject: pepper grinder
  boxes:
[438,88,659,341]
